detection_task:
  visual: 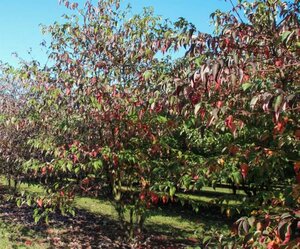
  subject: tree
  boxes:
[0,0,299,246]
[0,63,34,189]
[14,0,180,237]
[167,0,300,246]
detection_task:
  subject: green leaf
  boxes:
[169,186,176,197]
[67,162,73,172]
[280,31,292,42]
[232,171,242,185]
[69,209,76,216]
[274,95,283,113]
[27,199,32,206]
[45,215,49,224]
[143,70,152,80]
[280,213,292,220]
[248,216,256,227]
[194,56,205,67]
[74,167,80,174]
[250,95,259,109]
[203,236,211,244]
[194,103,201,116]
[93,160,103,170]
[242,82,252,91]
[157,115,167,123]
[34,215,41,224]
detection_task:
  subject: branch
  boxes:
[229,0,244,24]
[257,62,300,73]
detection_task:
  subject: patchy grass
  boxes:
[0,221,49,249]
[74,196,201,238]
[74,195,231,240]
[176,192,242,207]
[74,196,118,218]
[0,196,50,249]
[0,178,233,247]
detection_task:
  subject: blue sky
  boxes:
[0,0,231,66]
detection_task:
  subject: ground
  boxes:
[0,184,232,249]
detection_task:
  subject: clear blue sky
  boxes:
[0,0,231,66]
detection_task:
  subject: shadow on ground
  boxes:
[0,187,200,248]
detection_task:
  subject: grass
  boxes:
[176,192,241,206]
[74,196,118,218]
[0,178,233,247]
[0,216,50,249]
[73,196,225,239]
[74,191,233,240]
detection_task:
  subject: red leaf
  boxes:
[216,100,223,109]
[295,129,300,140]
[66,87,71,96]
[225,115,234,129]
[294,162,300,175]
[71,2,78,9]
[229,145,239,155]
[162,195,168,204]
[199,109,205,120]
[282,224,291,245]
[113,155,118,167]
[296,174,300,184]
[139,192,146,201]
[73,154,78,163]
[150,192,159,204]
[275,59,283,68]
[215,79,221,91]
[240,163,249,179]
[41,166,47,175]
[275,121,285,134]
[25,240,33,246]
[267,241,279,249]
[242,74,250,82]
[81,177,90,185]
[37,199,43,208]
[225,116,237,136]
[65,1,70,8]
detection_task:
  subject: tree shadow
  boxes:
[0,194,199,248]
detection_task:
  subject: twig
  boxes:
[229,0,245,24]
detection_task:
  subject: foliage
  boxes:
[167,0,300,193]
[233,211,300,248]
[0,0,299,244]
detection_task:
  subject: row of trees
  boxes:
[0,0,299,247]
